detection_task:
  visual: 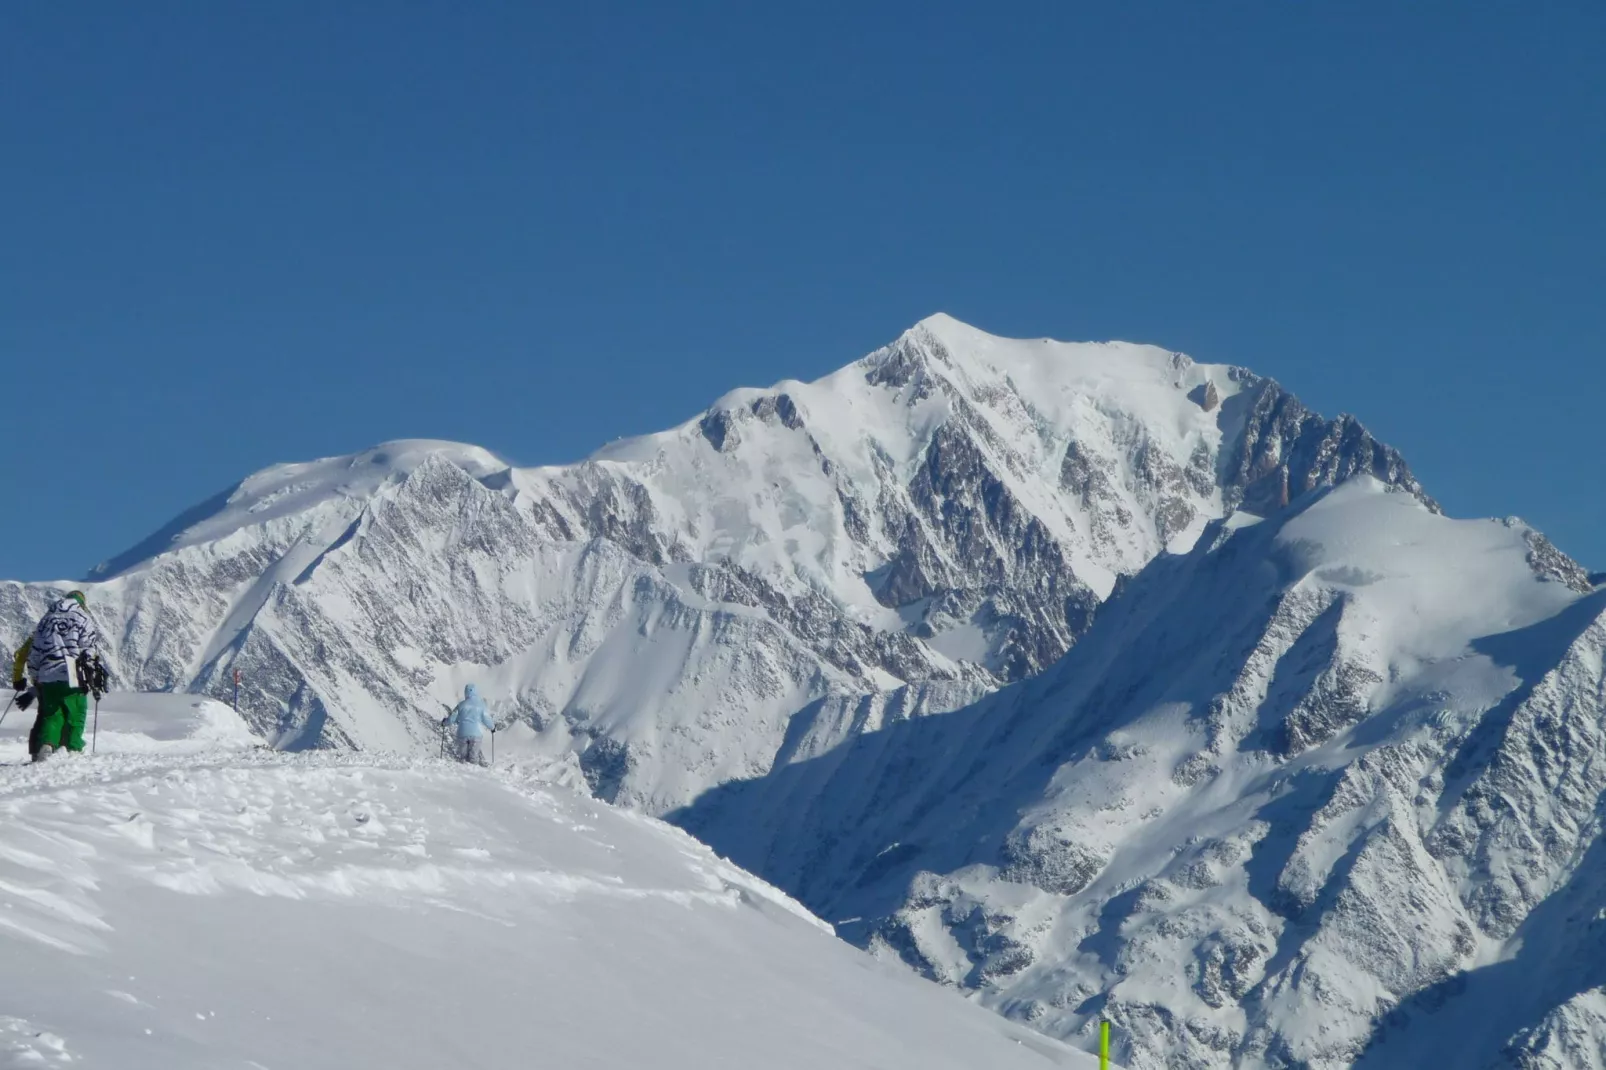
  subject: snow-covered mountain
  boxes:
[0,314,1425,818]
[0,694,1097,1069]
[10,314,1589,1067]
[677,479,1605,1068]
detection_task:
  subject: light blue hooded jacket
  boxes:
[445,684,496,740]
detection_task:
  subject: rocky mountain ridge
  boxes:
[2,315,1425,816]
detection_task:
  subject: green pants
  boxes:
[28,682,89,754]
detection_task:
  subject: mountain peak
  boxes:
[40,317,1445,759]
[906,310,984,347]
[886,315,1232,419]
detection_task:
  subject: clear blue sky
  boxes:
[3,3,1602,580]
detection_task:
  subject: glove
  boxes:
[440,716,450,727]
[78,655,108,699]
[10,679,22,693]
[16,689,34,712]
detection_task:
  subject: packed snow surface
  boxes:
[0,693,1098,1069]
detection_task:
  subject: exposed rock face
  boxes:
[1222,377,1434,517]
[1189,381,1221,412]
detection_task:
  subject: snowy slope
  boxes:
[0,316,1425,815]
[0,693,1099,1070]
[678,480,1606,1068]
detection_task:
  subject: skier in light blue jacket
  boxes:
[442,684,496,766]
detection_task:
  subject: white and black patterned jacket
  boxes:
[27,599,104,686]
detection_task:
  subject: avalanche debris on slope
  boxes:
[0,693,1097,1070]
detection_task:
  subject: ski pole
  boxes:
[92,693,99,754]
[0,693,14,732]
[490,728,495,765]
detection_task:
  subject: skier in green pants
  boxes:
[25,591,106,761]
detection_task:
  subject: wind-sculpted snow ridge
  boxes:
[677,479,1606,1069]
[0,692,1098,1070]
[0,315,1427,816]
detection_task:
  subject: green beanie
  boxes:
[67,590,87,608]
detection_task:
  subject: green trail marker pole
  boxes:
[1100,1019,1110,1070]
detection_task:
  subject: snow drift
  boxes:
[0,694,1097,1069]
